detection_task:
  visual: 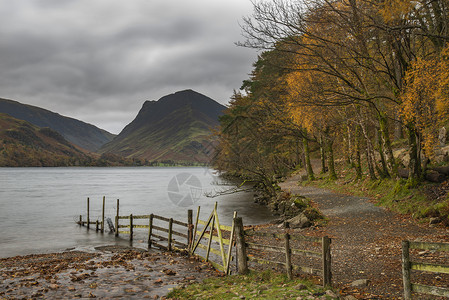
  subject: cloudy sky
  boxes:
[0,0,257,134]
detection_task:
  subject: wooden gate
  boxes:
[189,202,236,275]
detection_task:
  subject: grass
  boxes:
[166,270,338,299]
[301,164,449,224]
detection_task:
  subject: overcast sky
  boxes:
[0,0,257,134]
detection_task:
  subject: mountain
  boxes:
[100,89,226,163]
[0,113,92,166]
[0,98,115,152]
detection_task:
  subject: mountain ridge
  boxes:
[0,97,115,152]
[100,89,226,163]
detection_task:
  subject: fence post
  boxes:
[168,218,173,251]
[234,217,248,275]
[96,220,99,231]
[129,214,133,242]
[322,236,332,287]
[115,199,119,237]
[402,240,412,300]
[225,211,237,275]
[87,197,90,229]
[190,206,200,253]
[206,215,215,262]
[285,233,293,280]
[188,209,193,249]
[79,215,82,226]
[148,214,154,249]
[101,196,105,233]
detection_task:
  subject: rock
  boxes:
[287,213,311,229]
[68,286,76,291]
[49,284,59,290]
[351,279,370,287]
[325,290,338,298]
[343,296,358,300]
[154,279,163,284]
[430,217,441,225]
[294,283,307,290]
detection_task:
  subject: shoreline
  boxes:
[0,245,218,299]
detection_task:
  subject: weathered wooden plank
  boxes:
[244,230,321,243]
[196,243,222,257]
[132,215,151,219]
[152,233,168,241]
[209,260,226,272]
[118,216,130,219]
[402,240,412,300]
[196,230,231,245]
[153,215,170,222]
[411,262,449,274]
[248,256,285,268]
[198,219,208,226]
[225,212,237,275]
[246,242,284,254]
[172,219,188,227]
[152,225,169,233]
[213,204,227,267]
[133,225,149,229]
[412,283,449,297]
[118,224,129,228]
[118,230,130,234]
[173,240,188,248]
[290,235,322,243]
[220,224,233,231]
[172,230,188,239]
[291,248,321,258]
[409,241,449,252]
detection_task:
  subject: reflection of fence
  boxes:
[116,212,193,251]
[190,203,236,275]
[402,240,449,299]
[241,226,331,287]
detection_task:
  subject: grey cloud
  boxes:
[0,0,256,134]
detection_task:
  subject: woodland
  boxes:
[213,0,449,199]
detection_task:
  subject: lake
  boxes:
[0,167,275,258]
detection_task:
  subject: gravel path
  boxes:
[279,173,449,299]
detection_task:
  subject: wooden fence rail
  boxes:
[402,240,449,299]
[189,203,237,275]
[241,226,332,287]
[115,211,193,252]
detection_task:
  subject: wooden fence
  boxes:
[116,210,193,251]
[189,203,236,275]
[241,225,332,287]
[402,240,449,299]
[78,197,106,232]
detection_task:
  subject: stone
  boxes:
[294,283,307,290]
[439,127,447,146]
[351,279,369,287]
[343,296,358,300]
[430,217,442,225]
[287,213,311,229]
[325,290,338,298]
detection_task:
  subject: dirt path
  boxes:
[279,173,449,299]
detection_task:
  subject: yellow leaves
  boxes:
[400,46,449,156]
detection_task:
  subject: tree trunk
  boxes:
[379,113,397,176]
[319,135,326,174]
[355,125,363,180]
[377,128,390,178]
[303,129,315,181]
[407,124,421,182]
[326,136,337,180]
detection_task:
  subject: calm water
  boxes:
[0,167,275,258]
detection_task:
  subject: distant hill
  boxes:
[0,113,92,166]
[100,90,226,163]
[0,98,115,152]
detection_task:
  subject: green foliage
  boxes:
[167,270,337,299]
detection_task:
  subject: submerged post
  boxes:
[168,218,173,251]
[148,214,154,249]
[87,197,90,229]
[115,199,119,237]
[129,214,133,242]
[101,196,105,233]
[187,209,193,249]
[79,215,82,226]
